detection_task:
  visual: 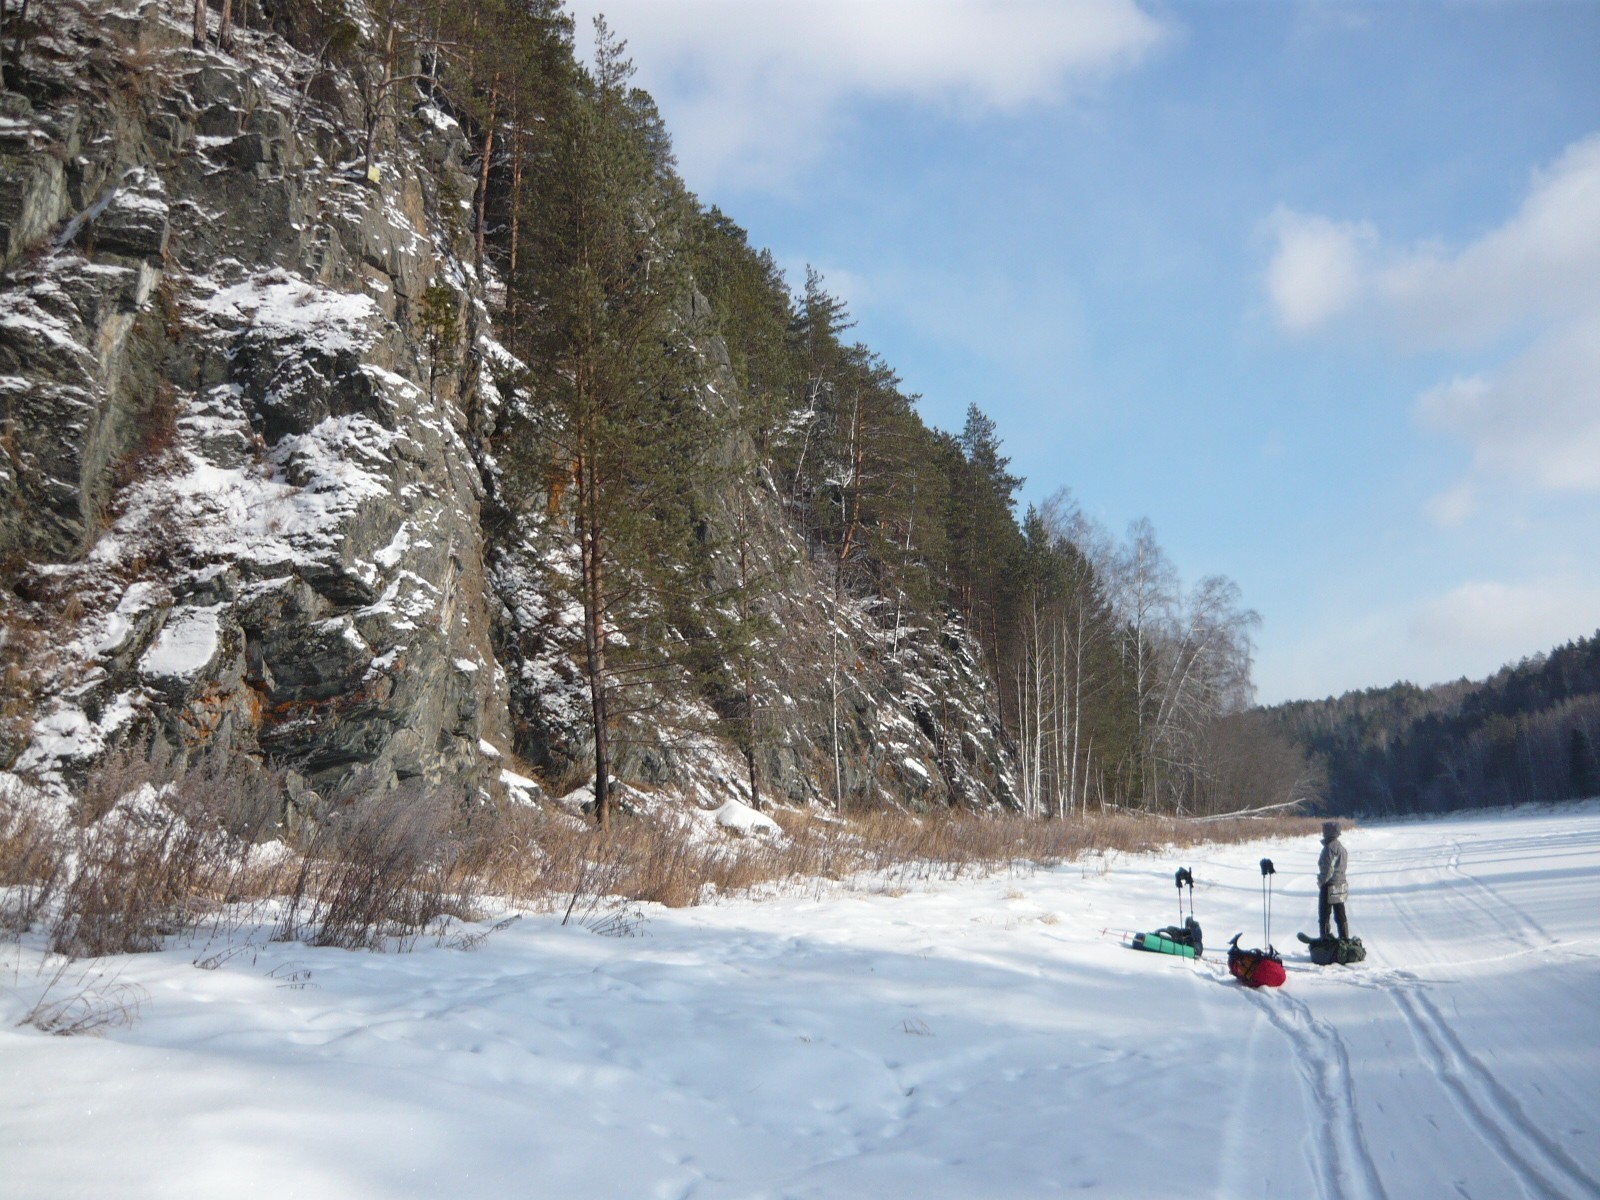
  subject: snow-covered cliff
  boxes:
[0,0,1015,818]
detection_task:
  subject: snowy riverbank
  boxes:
[4,805,1598,1199]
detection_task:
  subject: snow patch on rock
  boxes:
[138,606,223,681]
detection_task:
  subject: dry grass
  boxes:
[0,751,287,959]
[52,789,248,959]
[15,956,145,1036]
[47,750,299,958]
[476,802,798,914]
[277,782,482,950]
[7,752,487,963]
[2,739,1320,972]
[473,800,1321,913]
[0,782,67,936]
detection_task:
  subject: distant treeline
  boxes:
[1270,631,1600,816]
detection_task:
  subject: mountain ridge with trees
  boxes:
[0,0,1310,827]
[1267,630,1600,815]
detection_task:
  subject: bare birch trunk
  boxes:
[831,617,843,811]
[837,387,865,568]
[508,109,524,326]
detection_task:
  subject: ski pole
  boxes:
[1259,857,1275,948]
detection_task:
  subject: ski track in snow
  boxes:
[1441,838,1552,950]
[1388,980,1600,1200]
[1247,983,1390,1200]
[1358,821,1600,1200]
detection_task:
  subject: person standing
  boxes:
[1317,821,1350,940]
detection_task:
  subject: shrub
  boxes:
[16,957,144,1036]
[279,780,480,950]
[15,733,1322,965]
[479,800,1323,915]
[50,783,232,957]
[46,748,291,958]
[0,777,67,936]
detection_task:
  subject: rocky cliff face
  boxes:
[0,2,507,807]
[0,1,1015,817]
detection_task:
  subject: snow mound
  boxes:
[711,797,780,838]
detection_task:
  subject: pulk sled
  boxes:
[1128,867,1204,958]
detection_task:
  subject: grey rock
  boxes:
[244,107,290,142]
[89,184,170,261]
[196,103,241,139]
[221,132,266,170]
[0,145,67,270]
[148,112,185,158]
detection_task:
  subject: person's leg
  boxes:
[1333,902,1349,940]
[1318,886,1332,939]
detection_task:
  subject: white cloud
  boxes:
[1411,580,1600,666]
[1264,133,1600,347]
[1262,132,1600,505]
[1378,135,1600,349]
[567,0,1168,191]
[1261,208,1373,333]
[1254,576,1600,703]
[1417,312,1600,494]
[1424,482,1477,528]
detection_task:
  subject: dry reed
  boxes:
[2,743,1321,968]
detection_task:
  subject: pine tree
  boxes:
[507,18,705,830]
[687,208,797,450]
[417,280,460,402]
[948,404,1024,676]
[777,268,854,549]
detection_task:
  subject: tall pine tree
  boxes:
[509,19,704,830]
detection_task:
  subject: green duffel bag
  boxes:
[1132,930,1197,959]
[1304,935,1366,965]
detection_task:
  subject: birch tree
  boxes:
[1145,574,1259,812]
[1106,518,1177,806]
[1006,495,1127,818]
[1036,493,1124,816]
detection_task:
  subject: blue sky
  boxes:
[566,0,1600,704]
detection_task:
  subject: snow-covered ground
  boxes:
[4,805,1598,1199]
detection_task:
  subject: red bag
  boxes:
[1227,936,1286,988]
